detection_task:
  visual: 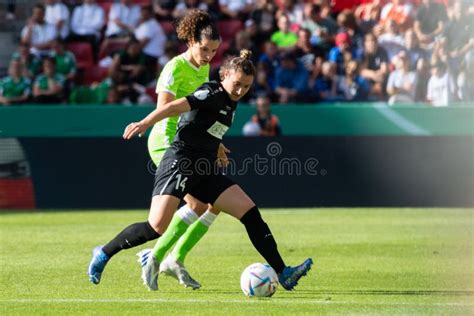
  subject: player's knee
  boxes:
[184,196,208,215]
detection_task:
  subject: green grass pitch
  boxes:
[1,208,473,315]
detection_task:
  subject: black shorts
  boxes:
[152,146,235,205]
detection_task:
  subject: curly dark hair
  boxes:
[219,49,256,80]
[176,9,220,44]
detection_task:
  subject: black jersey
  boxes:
[173,81,237,155]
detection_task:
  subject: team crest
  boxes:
[194,89,210,100]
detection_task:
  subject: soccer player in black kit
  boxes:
[123,49,313,291]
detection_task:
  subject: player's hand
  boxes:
[123,121,149,140]
[217,143,231,168]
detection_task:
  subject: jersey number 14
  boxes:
[175,174,188,192]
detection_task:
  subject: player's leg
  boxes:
[150,195,208,264]
[87,150,168,285]
[140,194,181,291]
[213,185,313,291]
[159,203,221,289]
[87,197,168,285]
[170,205,221,264]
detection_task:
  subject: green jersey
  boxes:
[11,52,41,77]
[0,76,31,98]
[148,53,209,164]
[271,31,298,48]
[35,74,65,91]
[54,51,77,76]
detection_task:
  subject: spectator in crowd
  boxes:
[104,0,141,39]
[443,0,474,75]
[243,19,264,55]
[413,0,448,46]
[33,57,65,104]
[219,0,254,20]
[69,0,105,59]
[21,4,57,57]
[301,4,337,53]
[11,44,42,80]
[249,0,277,42]
[360,32,389,99]
[336,60,370,102]
[329,32,360,75]
[379,0,415,33]
[52,39,76,82]
[402,27,430,102]
[249,65,274,101]
[173,0,208,19]
[153,0,176,20]
[69,78,120,104]
[0,60,31,106]
[457,54,474,101]
[134,5,166,68]
[227,29,258,63]
[271,14,298,49]
[248,94,282,136]
[294,28,324,72]
[404,29,427,71]
[313,61,338,101]
[275,0,304,26]
[314,0,332,20]
[109,36,146,86]
[274,50,309,103]
[378,19,405,61]
[336,10,364,57]
[45,0,70,40]
[257,40,280,90]
[355,0,383,33]
[426,60,457,106]
[386,51,417,104]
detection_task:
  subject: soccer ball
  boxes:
[240,263,279,297]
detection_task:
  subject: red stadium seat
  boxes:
[0,179,35,209]
[217,20,243,42]
[80,65,109,85]
[66,42,94,69]
[98,2,113,18]
[160,21,175,37]
[136,0,152,5]
[146,87,157,103]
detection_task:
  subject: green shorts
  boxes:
[147,123,175,166]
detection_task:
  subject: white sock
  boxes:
[199,210,217,227]
[176,205,199,225]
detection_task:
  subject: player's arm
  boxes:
[123,98,191,139]
[156,90,175,108]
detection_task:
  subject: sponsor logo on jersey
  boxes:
[194,89,210,100]
[207,121,229,140]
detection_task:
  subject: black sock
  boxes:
[102,221,160,257]
[240,206,286,274]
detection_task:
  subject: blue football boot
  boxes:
[278,258,313,290]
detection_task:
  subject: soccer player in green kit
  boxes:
[88,10,225,289]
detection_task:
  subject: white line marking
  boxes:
[1,298,473,307]
[372,103,431,136]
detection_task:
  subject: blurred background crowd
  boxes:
[1,0,473,111]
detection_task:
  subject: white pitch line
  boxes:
[1,298,473,307]
[372,103,431,136]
